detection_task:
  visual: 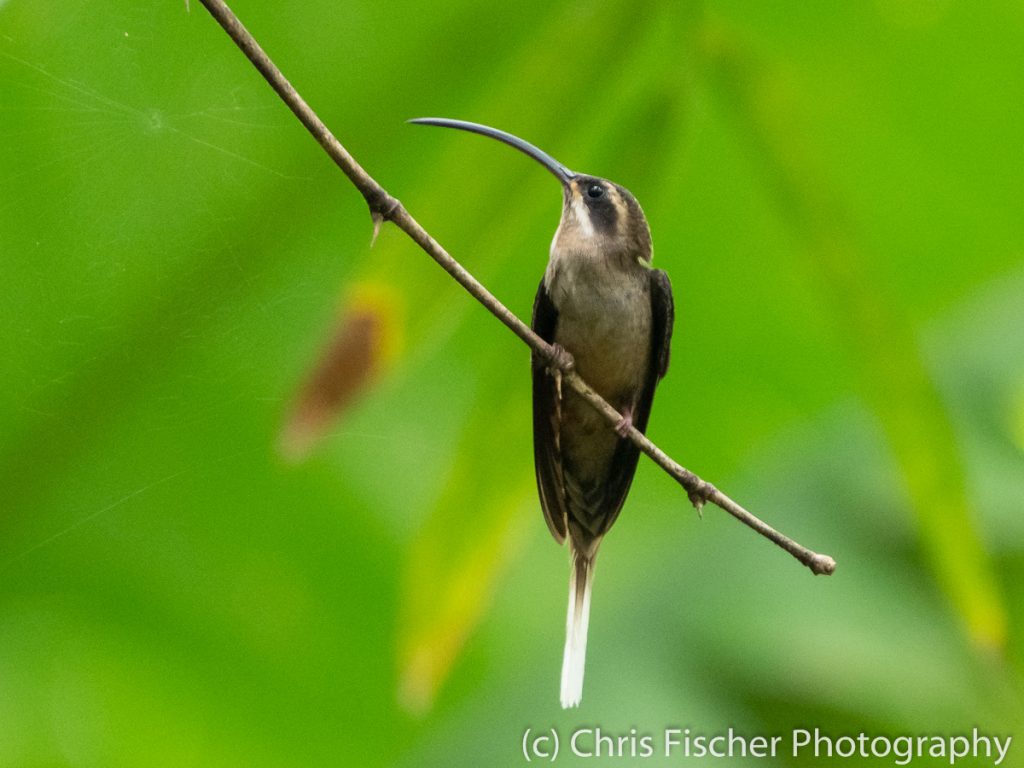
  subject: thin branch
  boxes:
[196,0,836,577]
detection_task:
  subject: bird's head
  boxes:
[410,117,652,265]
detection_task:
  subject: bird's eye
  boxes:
[586,183,605,199]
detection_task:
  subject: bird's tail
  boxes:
[560,547,595,708]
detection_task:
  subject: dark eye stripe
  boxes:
[585,188,617,233]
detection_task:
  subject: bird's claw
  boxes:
[542,343,575,374]
[614,413,633,438]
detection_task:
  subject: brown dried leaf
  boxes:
[279,283,401,461]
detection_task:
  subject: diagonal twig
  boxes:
[196,0,836,576]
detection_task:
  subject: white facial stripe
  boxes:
[571,196,594,237]
[610,187,627,222]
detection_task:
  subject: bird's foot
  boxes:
[614,410,634,438]
[541,343,575,374]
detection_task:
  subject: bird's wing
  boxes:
[531,278,568,544]
[594,268,675,536]
[649,268,674,380]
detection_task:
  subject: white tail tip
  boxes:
[560,553,593,708]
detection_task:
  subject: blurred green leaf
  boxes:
[698,14,1006,650]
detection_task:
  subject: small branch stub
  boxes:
[688,480,717,519]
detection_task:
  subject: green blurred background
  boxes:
[2,0,1022,765]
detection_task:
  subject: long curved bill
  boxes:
[409,117,575,184]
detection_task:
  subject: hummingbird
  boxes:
[410,118,674,708]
